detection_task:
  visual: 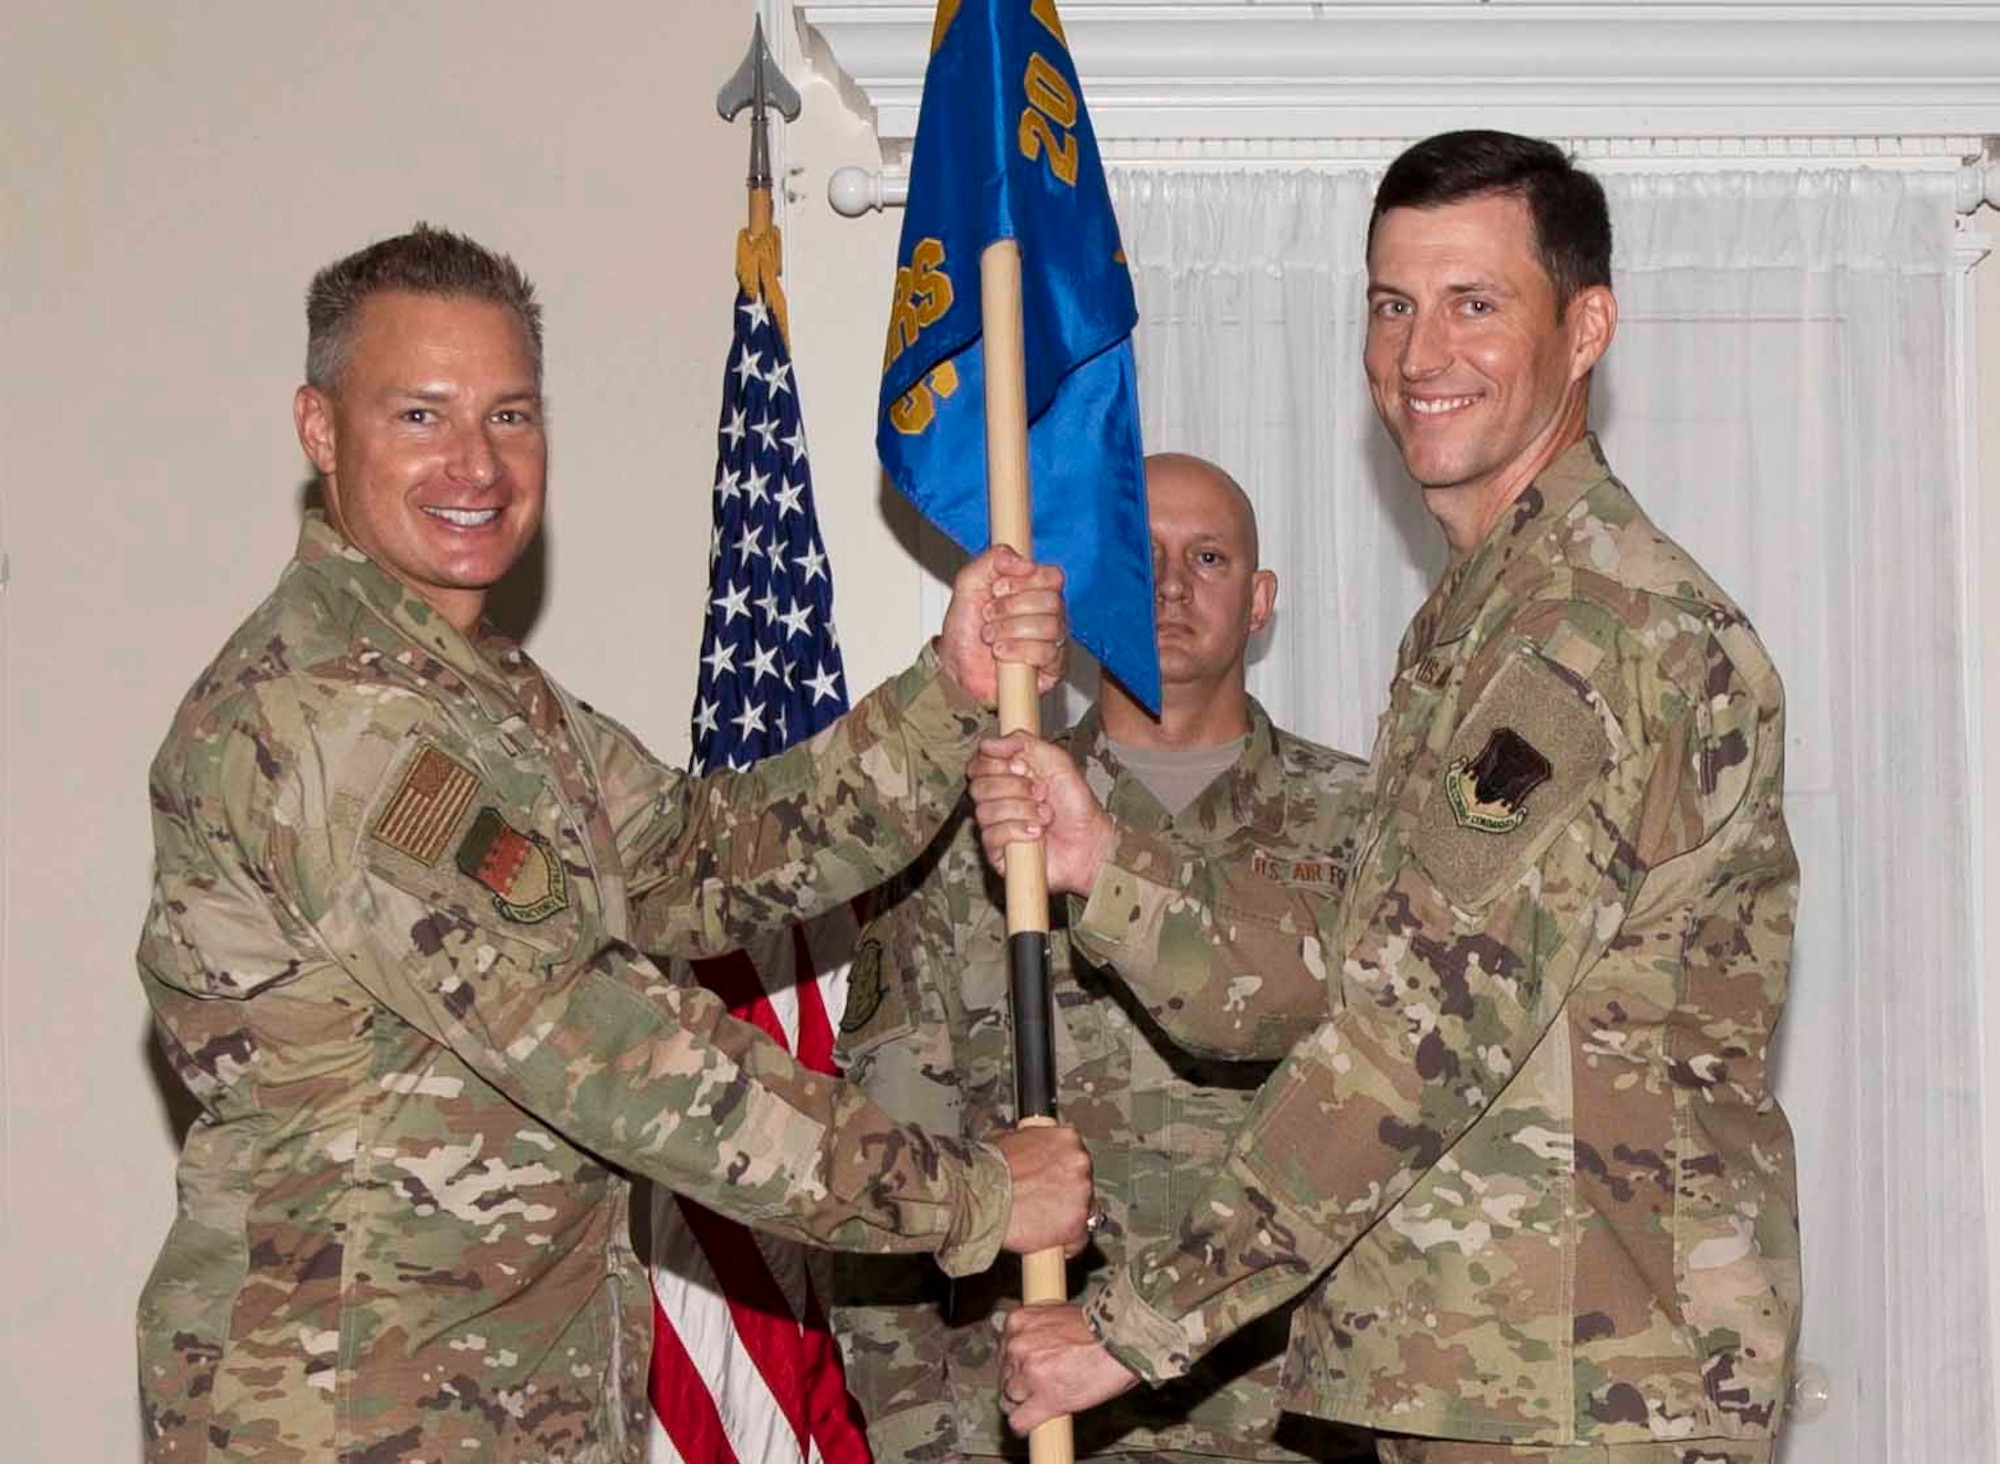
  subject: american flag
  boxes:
[646,282,869,1464]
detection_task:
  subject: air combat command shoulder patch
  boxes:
[1445,727,1553,834]
[455,807,569,923]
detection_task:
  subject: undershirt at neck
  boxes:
[1106,734,1249,818]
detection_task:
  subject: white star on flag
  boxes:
[779,601,814,640]
[805,661,842,705]
[713,580,751,625]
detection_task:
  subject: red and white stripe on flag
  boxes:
[646,911,872,1464]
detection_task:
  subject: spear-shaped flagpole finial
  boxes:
[717,16,802,195]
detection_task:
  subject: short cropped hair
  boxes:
[1369,131,1612,314]
[304,223,543,390]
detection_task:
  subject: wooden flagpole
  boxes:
[979,237,1074,1464]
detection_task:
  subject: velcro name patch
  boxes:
[1250,850,1346,891]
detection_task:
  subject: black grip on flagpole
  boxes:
[1009,930,1057,1121]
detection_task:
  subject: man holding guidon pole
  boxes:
[874,2,1159,1461]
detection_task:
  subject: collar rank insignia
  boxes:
[1445,727,1552,835]
[455,807,568,923]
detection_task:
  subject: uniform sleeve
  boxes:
[604,641,991,958]
[1069,764,1374,1061]
[1084,609,1756,1381]
[830,813,987,1460]
[156,688,1013,1277]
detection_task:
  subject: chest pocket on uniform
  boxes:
[1412,647,1619,911]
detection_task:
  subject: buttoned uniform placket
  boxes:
[343,576,648,1456]
[468,644,655,1451]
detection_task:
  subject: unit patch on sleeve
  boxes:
[837,934,914,1053]
[1413,648,1614,909]
[370,741,481,866]
[456,807,569,923]
[1445,727,1553,834]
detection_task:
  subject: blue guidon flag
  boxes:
[876,0,1158,712]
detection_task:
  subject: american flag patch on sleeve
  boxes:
[370,741,481,866]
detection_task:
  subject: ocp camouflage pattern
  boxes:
[1080,438,1801,1450]
[832,702,1373,1461]
[137,514,1011,1464]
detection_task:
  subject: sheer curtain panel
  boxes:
[1108,165,1991,1463]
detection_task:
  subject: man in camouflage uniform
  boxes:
[834,453,1375,1464]
[136,225,1094,1464]
[974,134,1800,1464]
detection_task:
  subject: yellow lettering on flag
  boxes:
[882,238,955,371]
[930,0,961,54]
[1029,0,1068,48]
[888,359,960,437]
[1023,52,1077,127]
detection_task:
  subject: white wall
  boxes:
[0,3,921,1457]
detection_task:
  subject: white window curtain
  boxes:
[1106,165,1991,1462]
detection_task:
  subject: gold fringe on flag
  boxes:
[734,190,790,347]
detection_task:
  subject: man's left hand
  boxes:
[999,1302,1139,1435]
[936,546,1067,707]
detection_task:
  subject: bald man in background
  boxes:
[832,454,1376,1464]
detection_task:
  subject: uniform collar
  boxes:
[293,511,536,705]
[1406,433,1615,663]
[1072,697,1285,841]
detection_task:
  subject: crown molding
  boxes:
[795,2,2000,155]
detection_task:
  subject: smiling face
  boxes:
[294,290,546,632]
[1364,191,1614,554]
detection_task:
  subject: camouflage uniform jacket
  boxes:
[137,514,1014,1464]
[833,701,1371,1461]
[1079,438,1802,1448]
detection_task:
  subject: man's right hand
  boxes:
[991,1124,1094,1258]
[968,733,1117,896]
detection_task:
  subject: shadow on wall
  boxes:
[145,1021,203,1150]
[295,477,550,643]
